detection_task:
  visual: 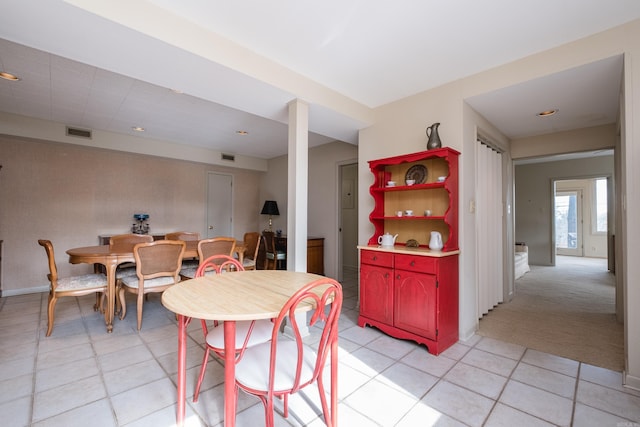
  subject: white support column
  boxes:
[286,99,309,273]
[285,99,310,337]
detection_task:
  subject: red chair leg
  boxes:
[193,347,210,402]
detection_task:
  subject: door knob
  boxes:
[208,225,213,230]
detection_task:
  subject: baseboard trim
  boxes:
[1,286,48,297]
[623,370,640,391]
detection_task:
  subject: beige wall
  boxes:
[0,134,264,294]
[511,124,617,159]
[359,19,640,388]
[262,141,358,279]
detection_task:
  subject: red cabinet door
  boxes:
[394,270,437,340]
[360,263,393,325]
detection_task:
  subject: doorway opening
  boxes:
[553,177,608,261]
[338,162,358,282]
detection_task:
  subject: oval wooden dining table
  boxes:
[66,241,199,332]
[162,270,338,427]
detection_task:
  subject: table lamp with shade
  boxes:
[261,200,279,231]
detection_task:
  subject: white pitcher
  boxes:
[429,231,443,251]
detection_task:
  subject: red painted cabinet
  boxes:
[359,251,393,324]
[394,263,438,340]
[359,250,458,355]
[358,148,460,355]
[367,147,459,251]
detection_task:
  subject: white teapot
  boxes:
[378,232,398,247]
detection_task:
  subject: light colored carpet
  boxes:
[477,255,624,372]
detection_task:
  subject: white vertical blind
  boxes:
[476,140,504,317]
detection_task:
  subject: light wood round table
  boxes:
[162,270,337,427]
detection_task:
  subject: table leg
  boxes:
[105,262,118,333]
[224,321,237,427]
[176,314,188,426]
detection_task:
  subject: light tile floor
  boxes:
[1,271,639,427]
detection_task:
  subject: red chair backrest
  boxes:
[195,254,244,276]
[268,278,343,393]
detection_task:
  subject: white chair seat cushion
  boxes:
[115,266,137,279]
[179,267,196,279]
[242,259,256,269]
[266,251,286,261]
[181,259,199,269]
[121,275,179,289]
[55,274,107,292]
[205,319,273,351]
[235,339,316,392]
[180,268,222,279]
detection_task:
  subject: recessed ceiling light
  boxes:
[236,130,248,135]
[132,126,145,132]
[537,109,558,117]
[0,71,20,81]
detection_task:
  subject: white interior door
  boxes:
[476,140,504,317]
[207,172,233,238]
[555,189,583,256]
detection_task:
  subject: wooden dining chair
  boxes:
[117,240,185,330]
[165,231,200,241]
[38,239,108,337]
[192,255,273,402]
[263,231,285,270]
[234,277,343,427]
[241,232,261,271]
[109,234,154,279]
[180,236,236,279]
[166,231,200,270]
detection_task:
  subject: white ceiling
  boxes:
[1,0,639,159]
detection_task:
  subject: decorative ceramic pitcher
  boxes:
[429,231,443,251]
[426,122,442,150]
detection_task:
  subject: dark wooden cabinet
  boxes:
[306,237,325,275]
[358,148,460,355]
[257,235,324,275]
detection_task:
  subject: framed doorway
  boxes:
[555,189,583,256]
[206,172,233,238]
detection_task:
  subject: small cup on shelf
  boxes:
[424,209,432,216]
[387,181,396,187]
[396,211,403,217]
[405,179,415,186]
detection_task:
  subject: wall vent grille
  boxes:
[221,153,235,161]
[66,126,92,139]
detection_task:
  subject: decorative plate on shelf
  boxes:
[405,164,427,184]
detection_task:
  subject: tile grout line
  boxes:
[78,295,121,427]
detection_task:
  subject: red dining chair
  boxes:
[192,255,273,402]
[234,277,343,427]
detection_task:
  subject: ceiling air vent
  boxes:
[221,153,235,162]
[66,126,92,139]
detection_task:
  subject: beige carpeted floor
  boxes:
[477,255,624,372]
